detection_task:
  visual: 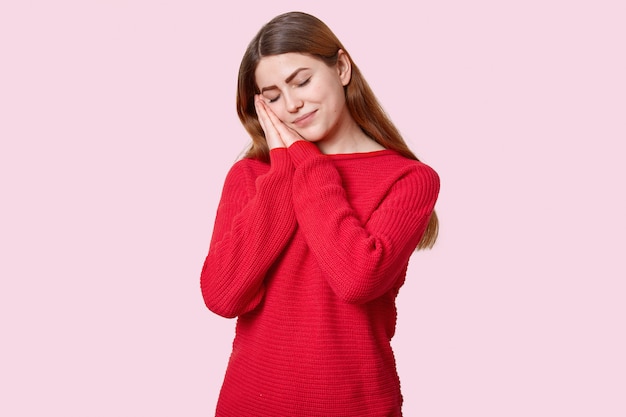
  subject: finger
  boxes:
[261,102,304,147]
[254,96,268,132]
[255,96,285,149]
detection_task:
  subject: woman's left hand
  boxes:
[255,95,304,148]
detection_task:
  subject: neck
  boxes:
[317,116,385,155]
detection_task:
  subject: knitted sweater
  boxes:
[201,140,439,417]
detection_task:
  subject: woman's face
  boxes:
[254,51,352,146]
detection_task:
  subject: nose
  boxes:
[284,91,303,113]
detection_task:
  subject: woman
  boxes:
[201,11,440,416]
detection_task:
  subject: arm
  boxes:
[289,141,440,304]
[200,148,297,318]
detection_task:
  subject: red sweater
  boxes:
[201,140,439,416]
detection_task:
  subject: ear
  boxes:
[336,49,352,86]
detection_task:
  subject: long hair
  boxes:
[236,11,438,249]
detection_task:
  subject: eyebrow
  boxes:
[260,67,309,93]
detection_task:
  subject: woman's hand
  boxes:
[255,95,304,149]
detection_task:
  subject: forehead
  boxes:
[255,53,322,85]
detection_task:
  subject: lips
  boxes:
[293,110,316,127]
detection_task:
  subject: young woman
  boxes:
[200,11,440,416]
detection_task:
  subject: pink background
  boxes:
[1,1,624,416]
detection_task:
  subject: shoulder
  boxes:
[219,157,271,201]
[399,159,440,193]
[224,157,270,183]
[408,160,440,186]
[377,155,440,204]
[374,152,440,186]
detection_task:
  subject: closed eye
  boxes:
[264,77,310,103]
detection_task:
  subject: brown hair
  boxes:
[236,11,438,249]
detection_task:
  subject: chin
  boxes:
[301,136,324,144]
[294,128,324,143]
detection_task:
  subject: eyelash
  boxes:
[267,78,311,103]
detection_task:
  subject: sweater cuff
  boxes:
[268,147,293,174]
[287,140,322,167]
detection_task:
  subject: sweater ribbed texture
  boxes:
[201,141,440,416]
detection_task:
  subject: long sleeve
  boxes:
[200,148,297,318]
[288,141,440,304]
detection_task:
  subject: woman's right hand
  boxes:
[255,95,303,150]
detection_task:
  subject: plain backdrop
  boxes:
[1,1,624,416]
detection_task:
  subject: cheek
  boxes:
[328,89,346,114]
